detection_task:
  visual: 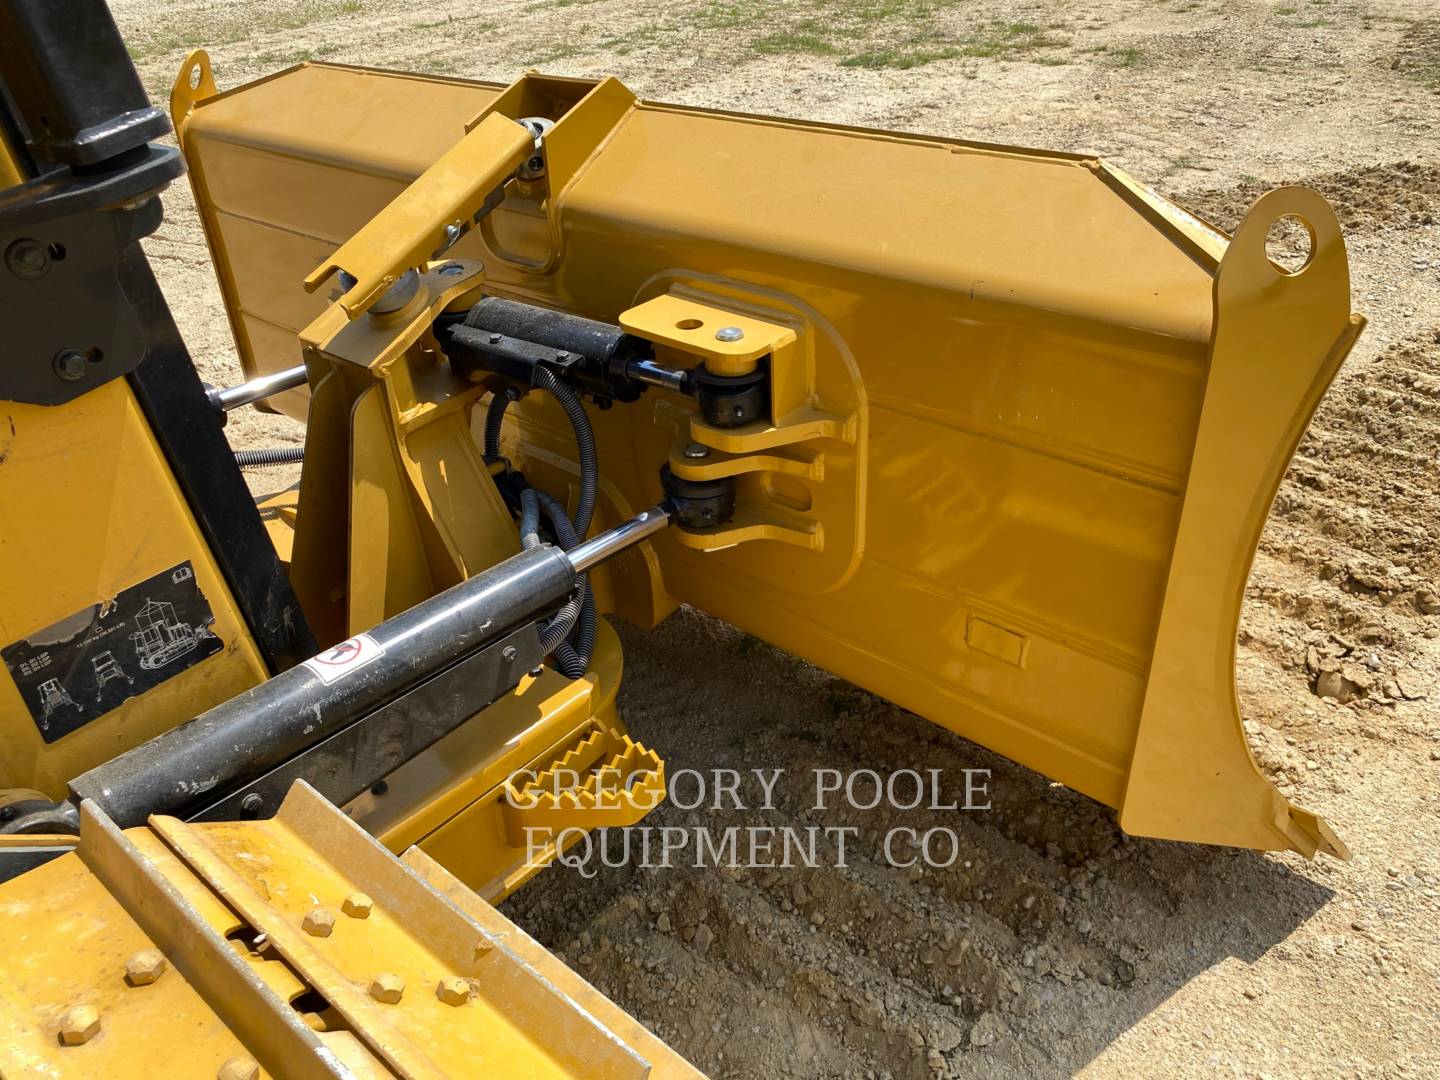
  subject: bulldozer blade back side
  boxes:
[169,56,1360,858]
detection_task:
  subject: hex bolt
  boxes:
[369,972,405,1004]
[239,793,263,818]
[5,238,49,280]
[443,223,462,247]
[217,1056,260,1080]
[501,645,519,662]
[436,977,471,1006]
[301,907,336,937]
[488,333,503,345]
[53,349,87,382]
[124,949,168,987]
[683,442,711,460]
[58,1004,100,1046]
[341,892,373,919]
[715,326,745,342]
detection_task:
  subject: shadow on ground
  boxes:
[504,608,1333,1080]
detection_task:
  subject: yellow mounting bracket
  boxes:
[621,293,794,377]
[621,293,857,558]
[303,113,533,318]
[501,730,665,846]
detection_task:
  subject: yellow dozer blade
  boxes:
[170,56,1360,859]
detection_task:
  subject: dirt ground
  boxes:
[113,0,1440,1076]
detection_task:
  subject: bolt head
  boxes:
[369,972,405,1003]
[444,223,462,245]
[341,892,373,919]
[239,793,264,818]
[683,442,711,460]
[489,333,503,345]
[436,976,471,1006]
[53,349,87,382]
[217,1057,260,1080]
[125,949,167,986]
[438,261,464,276]
[715,326,745,342]
[6,238,49,280]
[58,1004,100,1045]
[301,907,336,937]
[501,645,519,662]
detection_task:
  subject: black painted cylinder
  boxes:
[70,544,576,827]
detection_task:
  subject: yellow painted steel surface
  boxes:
[172,59,1362,856]
[0,781,704,1078]
[0,380,269,798]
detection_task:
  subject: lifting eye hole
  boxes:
[1265,214,1314,276]
[675,318,703,330]
[189,64,203,90]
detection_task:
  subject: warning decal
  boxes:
[3,561,223,743]
[302,633,385,685]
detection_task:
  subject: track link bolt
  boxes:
[124,949,168,986]
[302,907,336,937]
[58,1004,100,1045]
[217,1056,260,1080]
[436,976,471,1006]
[370,972,405,1003]
[341,892,373,919]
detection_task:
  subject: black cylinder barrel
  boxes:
[464,296,641,365]
[70,544,576,827]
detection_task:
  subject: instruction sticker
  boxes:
[302,633,385,685]
[3,561,223,743]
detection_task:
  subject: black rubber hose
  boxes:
[518,488,541,550]
[530,366,597,540]
[234,446,304,468]
[571,584,597,670]
[531,487,596,672]
[553,641,587,679]
[522,488,582,651]
[483,388,517,462]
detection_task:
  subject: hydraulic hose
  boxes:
[529,489,587,660]
[234,446,304,468]
[483,388,517,462]
[530,365,597,541]
[518,487,542,550]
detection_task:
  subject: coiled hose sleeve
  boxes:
[569,584,597,672]
[233,446,304,468]
[530,366,597,541]
[483,389,515,462]
[511,488,584,659]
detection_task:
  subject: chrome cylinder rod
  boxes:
[568,504,670,573]
[625,358,691,395]
[208,363,308,413]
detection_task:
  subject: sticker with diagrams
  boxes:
[1,561,223,742]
